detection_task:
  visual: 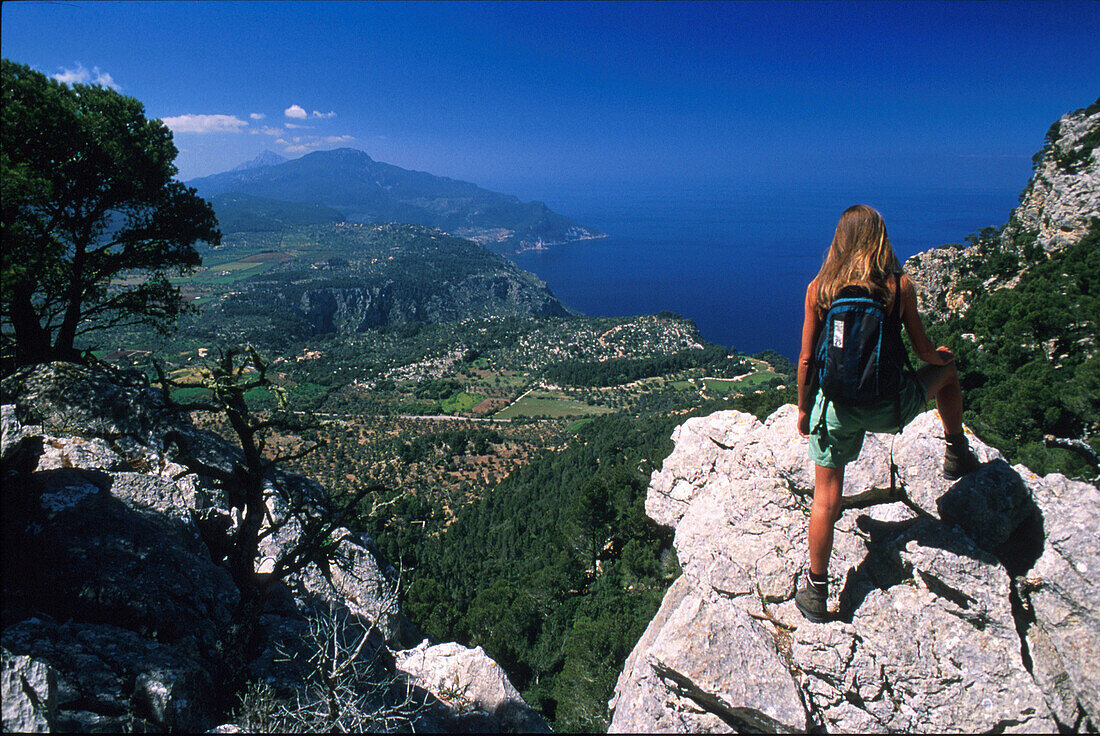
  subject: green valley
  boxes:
[89,219,793,733]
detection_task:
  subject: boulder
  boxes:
[2,465,238,665]
[2,648,56,733]
[1016,468,1100,731]
[1,362,168,445]
[394,640,550,733]
[609,406,1097,733]
[2,619,215,732]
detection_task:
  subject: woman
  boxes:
[794,204,979,623]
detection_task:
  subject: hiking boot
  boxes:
[944,439,981,481]
[795,580,829,623]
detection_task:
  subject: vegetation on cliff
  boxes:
[910,100,1099,481]
[927,222,1099,478]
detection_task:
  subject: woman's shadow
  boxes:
[834,458,1045,623]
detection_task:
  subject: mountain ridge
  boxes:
[190,148,604,254]
[906,98,1099,322]
[229,149,288,172]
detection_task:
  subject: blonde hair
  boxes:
[814,204,902,314]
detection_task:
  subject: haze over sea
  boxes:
[507,181,1020,360]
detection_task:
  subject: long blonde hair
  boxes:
[814,204,902,314]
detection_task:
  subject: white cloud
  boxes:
[249,112,265,120]
[284,104,308,119]
[52,63,121,91]
[284,122,312,129]
[312,110,337,119]
[256,126,282,136]
[278,133,356,154]
[94,71,119,90]
[160,114,249,134]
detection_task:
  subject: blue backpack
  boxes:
[814,273,908,407]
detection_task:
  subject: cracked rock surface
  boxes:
[609,406,1098,733]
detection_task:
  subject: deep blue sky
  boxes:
[3,1,1098,192]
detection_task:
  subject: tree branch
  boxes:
[1044,435,1100,470]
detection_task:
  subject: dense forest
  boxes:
[927,221,1099,479]
[356,385,796,732]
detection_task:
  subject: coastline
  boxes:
[510,230,608,256]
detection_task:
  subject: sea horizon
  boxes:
[509,180,1021,359]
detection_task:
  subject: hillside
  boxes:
[189,148,604,253]
[906,99,1099,479]
[189,223,575,344]
[208,192,345,232]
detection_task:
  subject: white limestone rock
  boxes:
[609,405,1092,734]
[1017,469,1100,730]
[394,640,550,733]
[1,648,56,733]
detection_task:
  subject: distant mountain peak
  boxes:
[189,148,604,253]
[230,150,288,172]
[311,147,373,160]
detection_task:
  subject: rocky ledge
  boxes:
[0,362,547,733]
[609,406,1098,733]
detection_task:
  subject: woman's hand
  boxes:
[798,408,811,438]
[926,346,956,366]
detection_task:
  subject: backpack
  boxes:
[814,273,908,407]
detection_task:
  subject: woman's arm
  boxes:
[797,280,821,437]
[900,274,955,366]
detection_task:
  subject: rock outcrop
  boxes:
[293,269,571,336]
[906,99,1099,321]
[609,406,1098,733]
[207,223,576,342]
[1,362,546,733]
[395,641,552,733]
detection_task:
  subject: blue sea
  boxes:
[510,181,1020,360]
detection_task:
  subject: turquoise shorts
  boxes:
[808,373,928,468]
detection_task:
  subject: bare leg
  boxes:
[916,362,963,435]
[808,463,844,576]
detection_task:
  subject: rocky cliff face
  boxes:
[210,223,576,341]
[294,269,572,335]
[609,406,1098,733]
[906,99,1099,321]
[0,363,547,733]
